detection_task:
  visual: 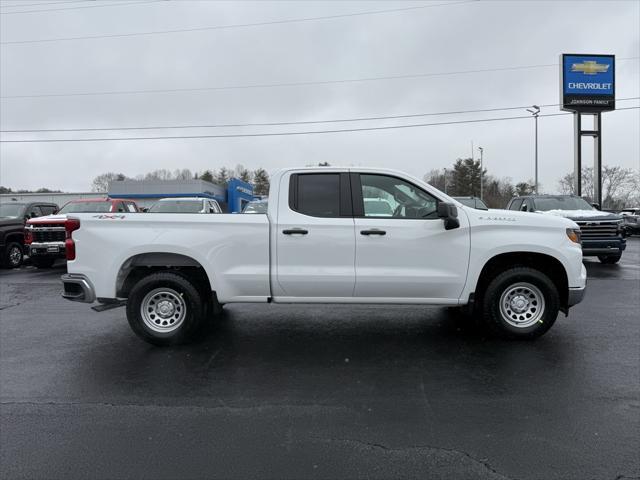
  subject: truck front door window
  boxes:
[360,174,437,219]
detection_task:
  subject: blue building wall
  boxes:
[108,178,254,212]
[227,178,255,213]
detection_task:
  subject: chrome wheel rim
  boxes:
[499,282,545,328]
[8,246,22,266]
[140,287,186,333]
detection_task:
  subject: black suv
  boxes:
[506,195,626,264]
[0,201,59,268]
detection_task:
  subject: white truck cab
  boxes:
[61,167,586,346]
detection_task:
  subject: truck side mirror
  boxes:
[437,202,460,230]
[591,203,601,210]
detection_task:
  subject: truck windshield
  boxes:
[149,201,204,213]
[242,201,268,214]
[0,204,25,218]
[534,197,594,211]
[60,202,112,213]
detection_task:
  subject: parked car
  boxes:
[61,167,586,346]
[453,196,489,210]
[0,201,58,268]
[25,198,140,268]
[506,195,625,264]
[148,197,222,214]
[241,199,268,214]
[620,207,640,236]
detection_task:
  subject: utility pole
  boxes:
[478,146,484,200]
[526,105,540,194]
[443,168,447,194]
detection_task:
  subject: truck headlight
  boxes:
[566,228,581,244]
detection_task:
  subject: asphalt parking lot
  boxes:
[1,239,639,480]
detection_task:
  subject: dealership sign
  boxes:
[560,54,615,112]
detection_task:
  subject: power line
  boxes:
[0,1,89,8]
[1,106,637,143]
[3,57,637,100]
[0,0,477,44]
[2,97,639,133]
[0,0,165,15]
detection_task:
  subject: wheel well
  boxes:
[4,233,24,247]
[474,252,569,312]
[116,253,212,298]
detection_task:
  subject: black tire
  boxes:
[126,271,208,346]
[481,267,559,340]
[2,242,23,269]
[32,257,56,269]
[597,254,621,264]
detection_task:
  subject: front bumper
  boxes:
[567,286,586,307]
[28,241,66,258]
[582,237,626,256]
[61,274,96,303]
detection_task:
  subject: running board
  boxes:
[91,300,127,312]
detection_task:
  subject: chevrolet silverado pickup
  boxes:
[506,195,626,264]
[61,167,587,346]
[0,201,58,268]
[25,198,140,268]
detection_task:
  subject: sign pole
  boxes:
[593,113,602,206]
[573,112,582,196]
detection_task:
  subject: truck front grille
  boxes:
[31,226,66,242]
[575,221,620,238]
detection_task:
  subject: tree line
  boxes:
[90,166,270,196]
[424,158,640,209]
[424,158,536,209]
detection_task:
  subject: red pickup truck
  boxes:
[25,198,140,268]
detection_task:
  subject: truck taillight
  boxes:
[24,228,33,245]
[65,218,81,260]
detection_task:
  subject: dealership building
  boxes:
[0,177,255,213]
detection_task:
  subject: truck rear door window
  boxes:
[291,173,341,217]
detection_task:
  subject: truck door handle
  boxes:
[282,228,308,235]
[360,229,386,236]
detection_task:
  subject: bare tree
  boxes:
[91,172,127,192]
[557,166,638,208]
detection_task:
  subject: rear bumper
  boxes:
[582,237,626,256]
[61,274,96,303]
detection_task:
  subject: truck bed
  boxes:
[67,213,271,303]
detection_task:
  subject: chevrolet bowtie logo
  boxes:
[571,60,610,75]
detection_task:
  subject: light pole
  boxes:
[443,168,448,194]
[526,105,540,193]
[478,146,484,200]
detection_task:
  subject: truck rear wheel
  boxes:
[597,254,621,264]
[126,271,207,346]
[481,267,559,339]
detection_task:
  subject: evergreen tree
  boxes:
[200,170,214,183]
[216,167,230,186]
[235,165,252,183]
[449,158,486,197]
[252,168,270,196]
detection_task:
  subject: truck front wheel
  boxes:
[126,272,207,346]
[481,267,559,339]
[2,242,23,269]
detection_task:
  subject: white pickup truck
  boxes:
[61,167,586,345]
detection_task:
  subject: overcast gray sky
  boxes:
[1,0,638,193]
